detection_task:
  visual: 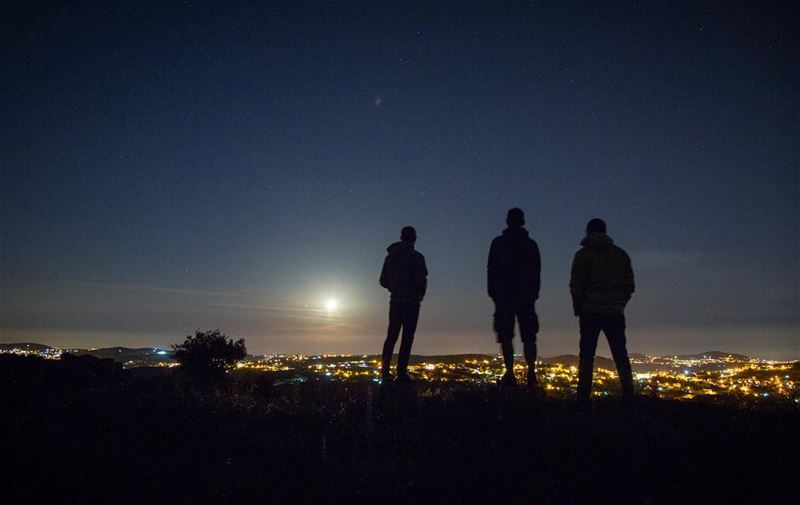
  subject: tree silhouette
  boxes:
[172,329,247,379]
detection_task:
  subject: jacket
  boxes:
[487,227,541,304]
[379,241,428,304]
[569,232,634,315]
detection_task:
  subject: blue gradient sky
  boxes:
[2,1,797,358]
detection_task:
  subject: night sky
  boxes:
[2,1,797,359]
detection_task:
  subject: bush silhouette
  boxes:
[172,329,246,380]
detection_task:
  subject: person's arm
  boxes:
[569,251,586,316]
[379,256,390,290]
[532,241,541,301]
[416,254,428,301]
[622,250,635,304]
[487,239,498,299]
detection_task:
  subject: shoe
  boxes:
[498,372,517,387]
[381,372,394,384]
[526,370,539,387]
[395,373,415,384]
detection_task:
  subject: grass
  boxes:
[1,355,797,505]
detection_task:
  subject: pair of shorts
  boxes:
[493,303,538,343]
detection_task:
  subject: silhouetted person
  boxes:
[380,226,428,383]
[488,208,541,387]
[570,218,635,407]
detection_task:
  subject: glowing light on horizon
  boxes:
[324,299,339,314]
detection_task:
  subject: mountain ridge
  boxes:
[0,343,769,363]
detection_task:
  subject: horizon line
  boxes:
[2,342,797,362]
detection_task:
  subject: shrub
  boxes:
[172,329,246,380]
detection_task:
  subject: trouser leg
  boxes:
[577,314,602,401]
[500,341,515,375]
[523,341,537,383]
[382,302,402,376]
[605,314,634,398]
[494,302,515,374]
[396,303,419,376]
[518,304,539,382]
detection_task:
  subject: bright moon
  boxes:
[324,299,338,313]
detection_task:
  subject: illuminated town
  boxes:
[2,343,797,402]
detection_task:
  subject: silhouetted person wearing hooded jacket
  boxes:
[488,208,541,388]
[380,226,427,383]
[570,218,635,407]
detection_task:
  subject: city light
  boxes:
[1,345,797,402]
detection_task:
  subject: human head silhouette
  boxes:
[586,218,607,234]
[400,226,417,243]
[506,208,525,228]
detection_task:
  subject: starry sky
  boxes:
[2,1,797,359]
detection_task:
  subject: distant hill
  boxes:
[0,342,58,352]
[540,354,617,370]
[70,347,174,364]
[674,351,752,361]
[0,343,772,370]
[304,354,498,366]
[396,354,497,365]
[73,346,171,358]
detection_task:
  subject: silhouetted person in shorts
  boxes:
[570,218,635,407]
[380,226,428,384]
[488,208,541,387]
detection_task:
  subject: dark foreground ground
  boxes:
[2,355,798,505]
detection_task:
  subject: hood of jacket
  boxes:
[580,232,614,250]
